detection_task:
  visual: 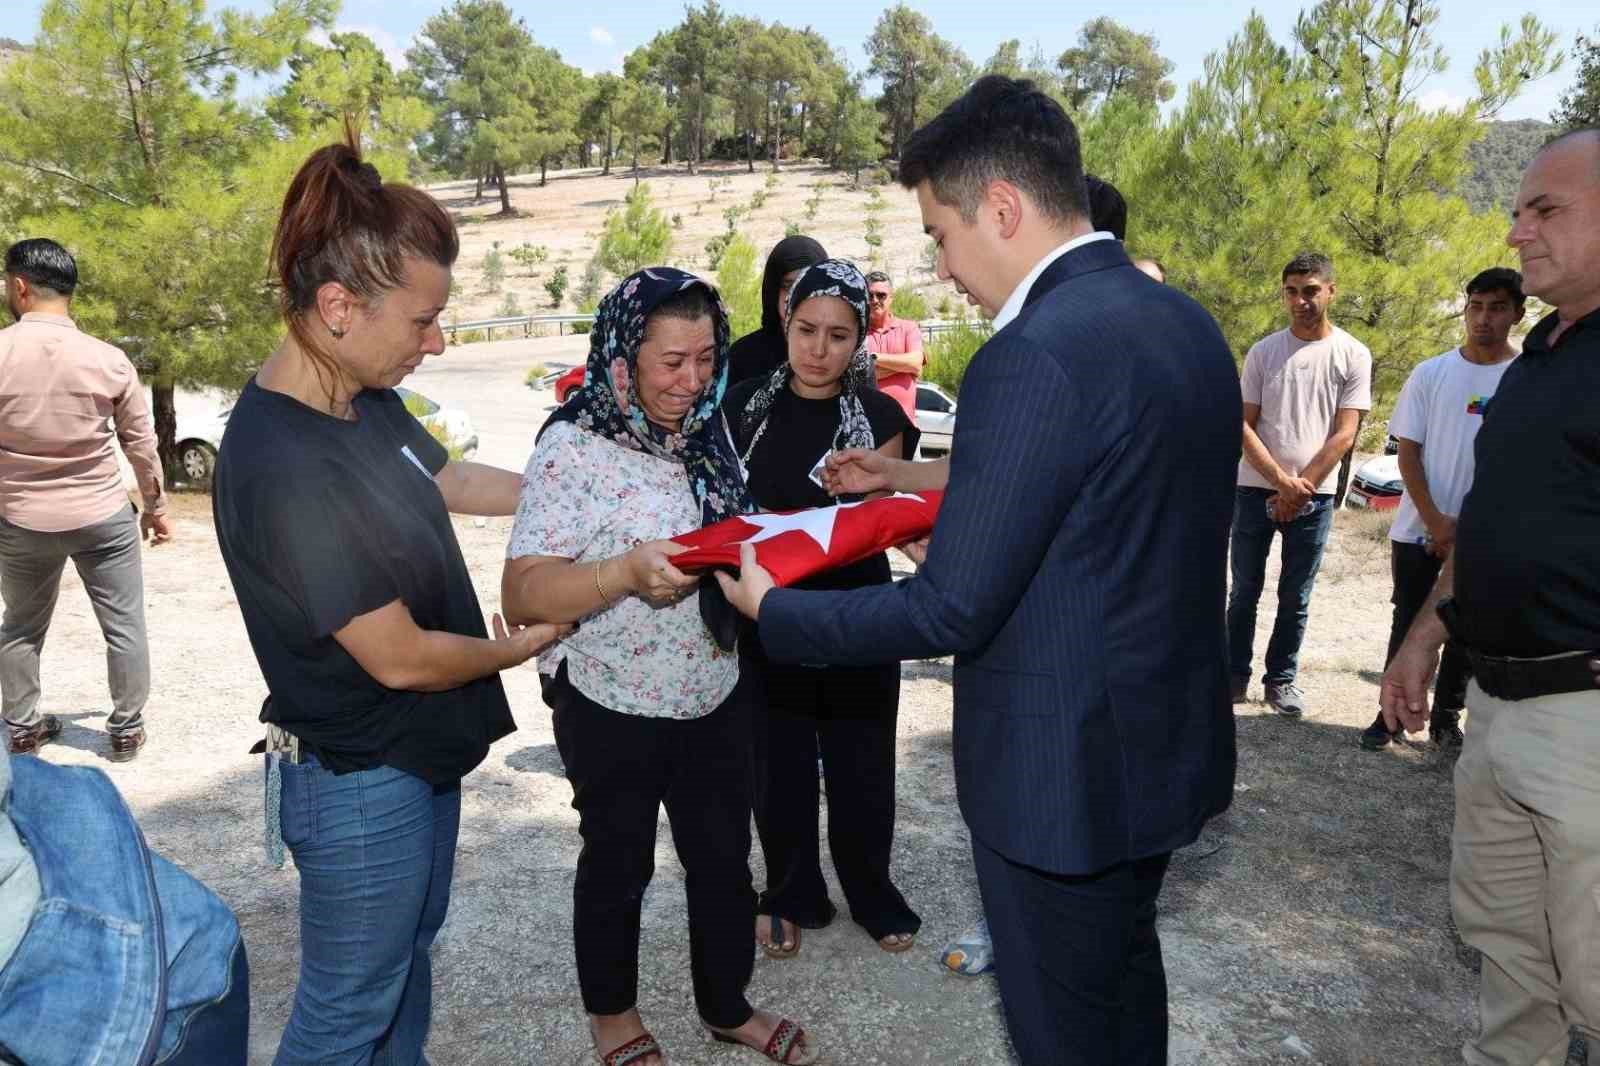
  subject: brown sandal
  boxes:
[709,1017,818,1064]
[758,913,800,959]
[598,1032,663,1066]
[877,931,916,954]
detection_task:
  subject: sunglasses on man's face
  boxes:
[868,292,891,302]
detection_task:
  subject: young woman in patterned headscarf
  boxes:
[721,258,923,962]
[503,267,818,1066]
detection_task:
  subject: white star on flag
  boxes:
[732,494,928,555]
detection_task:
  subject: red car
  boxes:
[553,365,584,403]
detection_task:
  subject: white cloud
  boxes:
[1416,88,1469,114]
[589,26,614,46]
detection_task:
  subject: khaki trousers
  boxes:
[1453,680,1600,1065]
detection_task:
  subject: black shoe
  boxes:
[1230,676,1248,704]
[1360,712,1397,751]
[7,715,61,756]
[1429,711,1464,749]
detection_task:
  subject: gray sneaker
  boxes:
[1264,682,1305,718]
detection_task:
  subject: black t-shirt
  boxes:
[1454,307,1600,657]
[213,379,514,783]
[722,377,919,593]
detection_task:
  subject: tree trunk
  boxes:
[746,129,754,173]
[474,172,483,200]
[151,374,179,484]
[495,163,512,215]
[540,157,548,187]
[662,121,673,164]
[603,122,614,176]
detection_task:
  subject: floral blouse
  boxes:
[508,420,738,719]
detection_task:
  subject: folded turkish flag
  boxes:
[671,491,943,587]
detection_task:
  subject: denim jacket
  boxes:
[0,750,249,1066]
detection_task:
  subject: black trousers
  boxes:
[750,658,920,941]
[973,838,1172,1066]
[545,663,756,1029]
[1387,541,1471,713]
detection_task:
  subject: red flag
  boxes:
[672,492,943,587]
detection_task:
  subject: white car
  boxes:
[914,382,956,458]
[166,385,478,484]
[1343,436,1403,512]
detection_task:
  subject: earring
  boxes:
[328,323,344,338]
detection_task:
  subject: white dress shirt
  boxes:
[991,231,1116,332]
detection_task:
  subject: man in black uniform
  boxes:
[1382,127,1600,1066]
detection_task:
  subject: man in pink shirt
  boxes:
[864,271,924,421]
[0,239,169,761]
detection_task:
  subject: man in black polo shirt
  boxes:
[1382,127,1600,1066]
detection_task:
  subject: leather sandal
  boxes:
[877,931,916,954]
[758,913,800,959]
[709,1017,818,1065]
[597,1032,663,1066]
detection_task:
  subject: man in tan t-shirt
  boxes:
[0,239,170,761]
[1227,252,1371,718]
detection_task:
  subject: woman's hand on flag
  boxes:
[821,449,892,495]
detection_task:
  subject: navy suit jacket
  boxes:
[758,239,1241,876]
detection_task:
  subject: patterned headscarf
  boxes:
[737,258,877,456]
[541,267,751,526]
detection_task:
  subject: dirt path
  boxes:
[22,470,1504,1065]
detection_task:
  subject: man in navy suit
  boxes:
[717,75,1240,1065]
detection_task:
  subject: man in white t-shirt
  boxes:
[1228,253,1372,717]
[1360,268,1524,751]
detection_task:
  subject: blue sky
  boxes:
[0,1,1585,121]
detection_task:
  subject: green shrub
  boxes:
[481,249,505,291]
[507,243,548,275]
[524,363,548,386]
[891,287,929,321]
[783,219,802,237]
[704,231,735,272]
[749,190,767,210]
[449,328,489,345]
[764,172,780,190]
[544,264,570,307]
[494,291,523,317]
[596,183,673,278]
[716,234,762,339]
[923,319,993,395]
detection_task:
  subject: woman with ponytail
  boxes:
[212,134,566,1064]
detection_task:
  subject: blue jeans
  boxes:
[275,757,460,1066]
[0,752,248,1066]
[1226,487,1335,686]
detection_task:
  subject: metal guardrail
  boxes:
[443,314,595,341]
[444,313,977,343]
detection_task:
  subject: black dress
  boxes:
[722,377,922,941]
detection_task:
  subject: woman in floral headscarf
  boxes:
[502,268,818,1066]
[722,258,922,962]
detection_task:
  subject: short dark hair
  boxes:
[864,271,892,288]
[646,280,718,330]
[1282,252,1334,284]
[1465,267,1525,306]
[1085,175,1128,240]
[4,238,78,296]
[899,75,1089,224]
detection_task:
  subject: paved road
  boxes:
[406,333,588,473]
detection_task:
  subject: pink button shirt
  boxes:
[0,312,165,532]
[866,315,923,421]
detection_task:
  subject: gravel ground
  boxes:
[29,343,1565,1063]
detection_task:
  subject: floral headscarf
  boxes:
[737,258,878,457]
[541,267,752,527]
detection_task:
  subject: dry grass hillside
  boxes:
[428,161,945,327]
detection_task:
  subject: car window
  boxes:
[916,387,951,413]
